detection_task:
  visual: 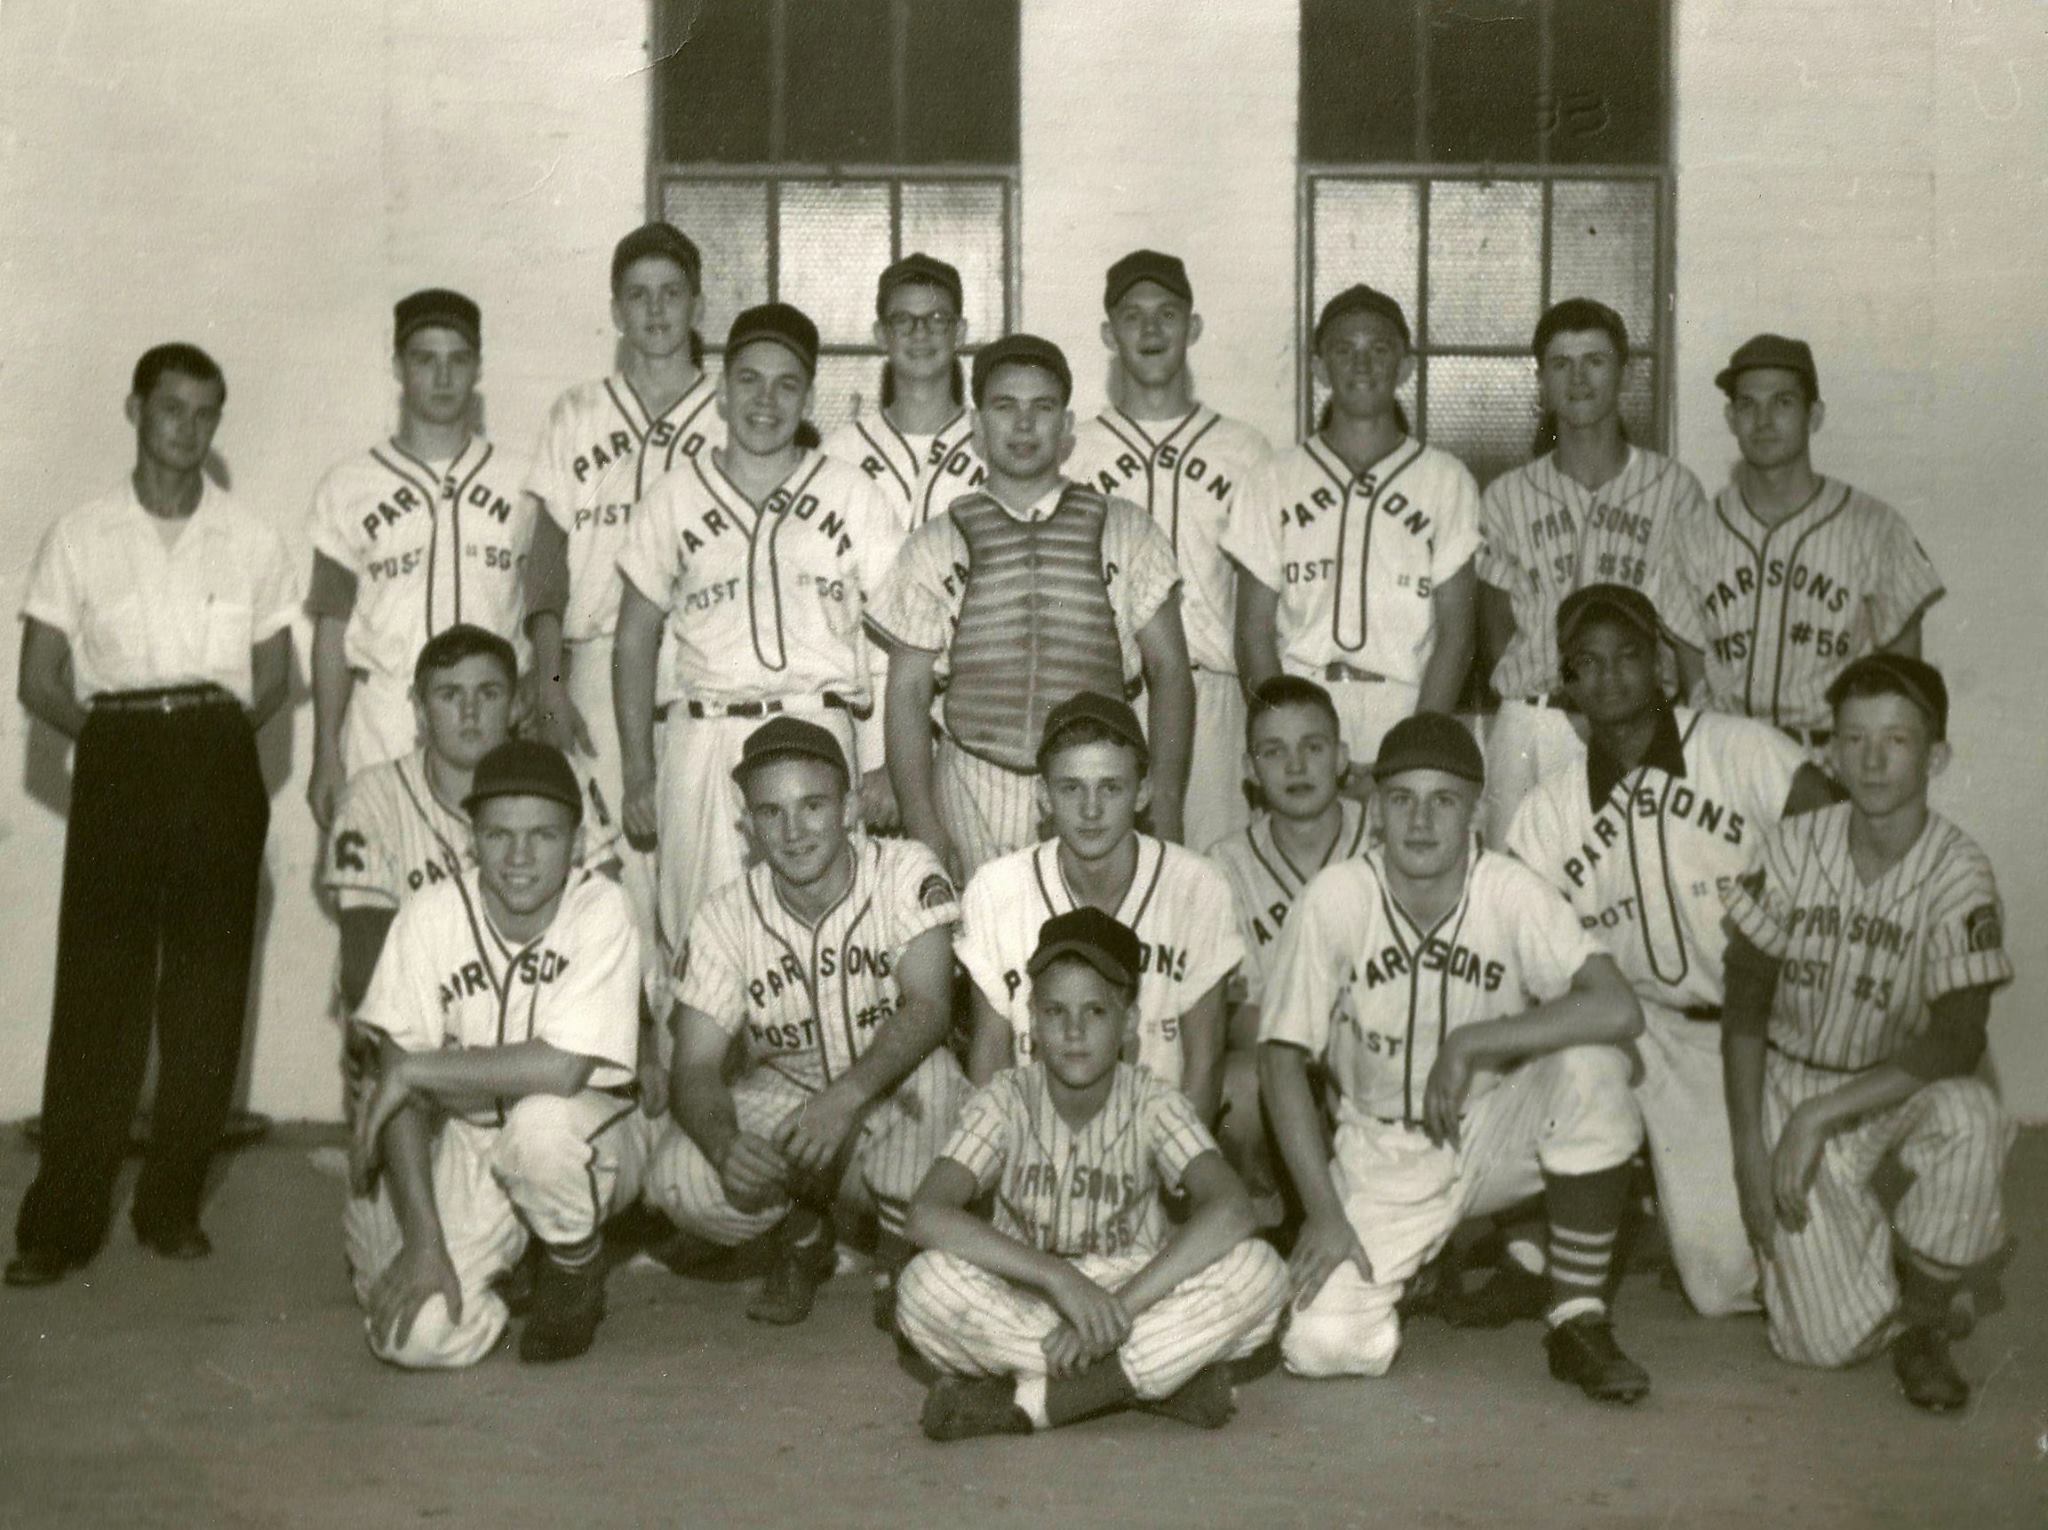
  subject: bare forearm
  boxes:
[379,1101,446,1248]
[905,1201,1074,1295]
[1447,987,1639,1071]
[840,997,946,1105]
[1145,665,1195,835]
[966,998,1016,1086]
[1116,1192,1256,1318]
[400,1040,595,1103]
[311,616,354,758]
[674,1064,741,1165]
[612,595,663,783]
[1177,992,1227,1123]
[1807,1064,1924,1135]
[1258,1044,1344,1222]
[1234,580,1281,690]
[19,675,86,739]
[1418,629,1473,714]
[885,658,945,850]
[249,630,293,731]
[1721,1032,1769,1148]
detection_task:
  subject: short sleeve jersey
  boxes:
[1205,798,1373,1008]
[819,407,983,529]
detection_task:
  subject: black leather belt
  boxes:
[93,683,236,714]
[1768,1040,1871,1074]
[1679,1006,1723,1022]
[1778,724,1833,748]
[1323,662,1388,685]
[686,691,852,720]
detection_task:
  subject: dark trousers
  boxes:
[14,695,269,1257]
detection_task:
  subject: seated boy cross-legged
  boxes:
[896,907,1288,1441]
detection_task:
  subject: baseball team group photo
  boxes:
[1,2,2040,1526]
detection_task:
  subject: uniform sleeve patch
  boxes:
[1966,905,2002,954]
[918,872,956,910]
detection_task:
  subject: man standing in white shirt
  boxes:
[8,344,298,1287]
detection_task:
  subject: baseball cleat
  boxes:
[1544,1314,1650,1404]
[518,1254,607,1363]
[4,1247,84,1288]
[1443,1259,1548,1329]
[920,1376,1033,1442]
[1141,1362,1238,1429]
[135,1224,213,1261]
[747,1225,836,1326]
[1890,1326,1969,1413]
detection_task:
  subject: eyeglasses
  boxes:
[882,312,960,337]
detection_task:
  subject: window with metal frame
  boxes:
[1299,0,1672,489]
[650,0,1021,436]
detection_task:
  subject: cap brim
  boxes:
[1026,941,1134,988]
[462,785,583,818]
[729,744,845,785]
[1557,601,1662,651]
[729,332,817,374]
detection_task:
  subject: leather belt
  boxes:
[93,683,236,714]
[1679,1006,1723,1023]
[1767,1040,1871,1074]
[1322,662,1388,685]
[686,692,853,720]
[1778,724,1833,748]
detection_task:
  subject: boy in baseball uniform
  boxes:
[1068,250,1273,844]
[1721,655,2013,1411]
[345,740,645,1368]
[869,333,1196,881]
[1260,713,1652,1402]
[646,718,968,1328]
[956,692,1242,1121]
[896,907,1288,1441]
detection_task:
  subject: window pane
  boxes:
[1311,180,1421,335]
[779,181,894,345]
[900,181,1010,339]
[1425,355,1539,488]
[655,0,773,164]
[1551,0,1666,165]
[1300,0,1418,162]
[1549,180,1658,349]
[1427,1,1540,164]
[1621,355,1657,447]
[784,0,893,163]
[661,179,771,343]
[1425,180,1541,349]
[810,354,877,440]
[903,0,1020,163]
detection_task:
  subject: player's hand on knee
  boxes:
[718,1131,788,1213]
[1041,1321,1089,1378]
[1421,1035,1475,1149]
[371,1238,463,1354]
[1771,1105,1828,1233]
[350,1067,415,1197]
[1733,1135,1776,1260]
[1289,1211,1373,1307]
[1050,1267,1131,1358]
[856,767,900,833]
[772,1084,866,1177]
[621,779,660,852]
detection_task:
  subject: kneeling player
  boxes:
[896,908,1288,1440]
[346,741,645,1368]
[646,718,968,1327]
[1721,656,2014,1411]
[1260,713,1652,1402]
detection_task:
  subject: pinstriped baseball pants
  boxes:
[934,736,1042,879]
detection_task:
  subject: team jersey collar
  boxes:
[1305,431,1417,489]
[612,368,712,434]
[1585,703,1689,809]
[985,479,1069,523]
[1364,839,1477,940]
[1252,798,1368,891]
[1101,403,1208,455]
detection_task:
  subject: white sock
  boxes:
[1013,1374,1050,1430]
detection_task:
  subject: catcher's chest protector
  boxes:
[944,484,1126,771]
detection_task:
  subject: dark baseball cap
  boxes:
[1037,691,1147,773]
[1826,654,1949,740]
[464,739,583,820]
[1715,333,1819,398]
[1104,249,1192,310]
[395,288,481,352]
[1314,284,1411,349]
[1557,583,1663,654]
[1027,906,1144,991]
[611,222,702,291]
[726,302,820,377]
[730,716,849,785]
[971,333,1073,405]
[876,252,963,316]
[1373,712,1485,786]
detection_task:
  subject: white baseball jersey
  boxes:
[616,448,904,707]
[1260,848,1602,1125]
[1223,436,1481,685]
[1506,709,1804,1011]
[1477,446,1705,699]
[323,748,621,913]
[1206,798,1372,1008]
[956,835,1243,1084]
[674,837,960,1094]
[1722,804,2012,1072]
[939,1061,1219,1258]
[1659,479,1944,732]
[309,437,534,684]
[357,867,641,1123]
[819,407,983,528]
[523,372,723,641]
[1067,406,1272,675]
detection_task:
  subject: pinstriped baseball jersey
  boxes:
[820,407,982,527]
[615,448,904,707]
[358,867,641,1123]
[323,748,620,913]
[309,437,534,684]
[957,835,1243,1085]
[1223,436,1482,684]
[1721,804,2012,1071]
[1506,709,1804,1011]
[1659,480,1944,731]
[1067,406,1272,675]
[523,372,723,642]
[939,1061,1219,1258]
[1259,849,1601,1125]
[1205,797,1372,1007]
[674,837,960,1094]
[1477,447,1705,699]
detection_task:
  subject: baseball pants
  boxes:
[1285,1045,1642,1378]
[645,1049,969,1246]
[896,1238,1288,1399]
[934,736,1042,879]
[1324,677,1421,773]
[1185,668,1250,847]
[1481,699,1585,847]
[341,669,420,779]
[1758,1057,2012,1369]
[564,635,662,992]
[344,1090,645,1370]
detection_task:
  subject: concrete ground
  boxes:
[0,1129,2042,1530]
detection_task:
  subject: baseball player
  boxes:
[818,252,985,530]
[1227,285,1480,777]
[896,906,1288,1441]
[1659,335,1944,750]
[956,692,1242,1120]
[1499,585,1834,1323]
[345,740,645,1368]
[522,223,723,975]
[645,718,969,1328]
[1205,676,1372,1217]
[1476,299,1706,843]
[1067,250,1273,844]
[612,302,904,956]
[1259,712,1653,1402]
[870,333,1195,881]
[307,289,534,823]
[1721,655,2014,1411]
